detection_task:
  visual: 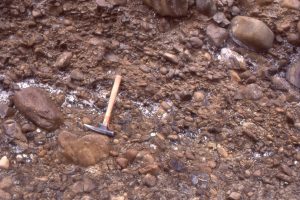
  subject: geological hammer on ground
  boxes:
[84,75,122,137]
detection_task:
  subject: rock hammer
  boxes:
[84,75,122,137]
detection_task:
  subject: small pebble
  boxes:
[0,156,9,169]
[229,192,241,200]
[193,91,205,102]
[143,174,157,187]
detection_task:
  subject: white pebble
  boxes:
[0,156,9,169]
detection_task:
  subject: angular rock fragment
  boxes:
[230,16,274,51]
[287,60,300,88]
[13,87,64,131]
[0,103,13,119]
[143,0,189,17]
[242,84,263,100]
[2,120,27,143]
[54,52,72,69]
[58,131,110,166]
[196,0,216,16]
[206,24,228,47]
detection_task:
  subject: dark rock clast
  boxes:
[13,87,64,131]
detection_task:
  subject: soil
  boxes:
[0,0,300,200]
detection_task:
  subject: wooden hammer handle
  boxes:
[102,75,122,127]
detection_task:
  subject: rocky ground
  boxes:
[0,0,300,199]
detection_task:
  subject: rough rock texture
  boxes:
[281,0,300,10]
[2,119,27,143]
[54,52,72,69]
[13,87,64,131]
[0,189,11,200]
[238,84,263,100]
[143,0,189,16]
[196,0,216,16]
[0,104,13,119]
[287,60,300,88]
[230,16,274,51]
[58,131,110,166]
[206,24,228,46]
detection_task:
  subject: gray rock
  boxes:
[13,87,64,131]
[96,0,127,8]
[206,24,228,46]
[281,0,300,10]
[196,0,216,16]
[287,33,300,46]
[58,131,110,166]
[0,176,13,189]
[54,52,72,69]
[271,76,290,91]
[2,120,27,143]
[0,103,13,119]
[143,0,189,17]
[213,12,230,26]
[230,16,274,51]
[188,37,203,48]
[231,6,240,16]
[287,60,300,88]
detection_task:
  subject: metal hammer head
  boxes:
[84,124,114,137]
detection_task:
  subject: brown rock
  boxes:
[239,84,263,100]
[139,164,160,175]
[193,91,205,102]
[70,181,84,194]
[217,144,229,158]
[196,0,216,16]
[143,174,157,187]
[54,52,72,69]
[124,149,138,162]
[143,0,189,17]
[58,131,110,166]
[13,87,64,131]
[287,33,300,46]
[287,60,300,88]
[0,176,13,189]
[82,177,96,192]
[0,103,13,119]
[229,70,241,82]
[0,189,11,200]
[116,157,129,169]
[294,152,300,160]
[297,21,300,33]
[2,120,27,143]
[70,69,85,81]
[281,0,300,10]
[206,24,228,47]
[231,16,274,51]
[229,192,241,200]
